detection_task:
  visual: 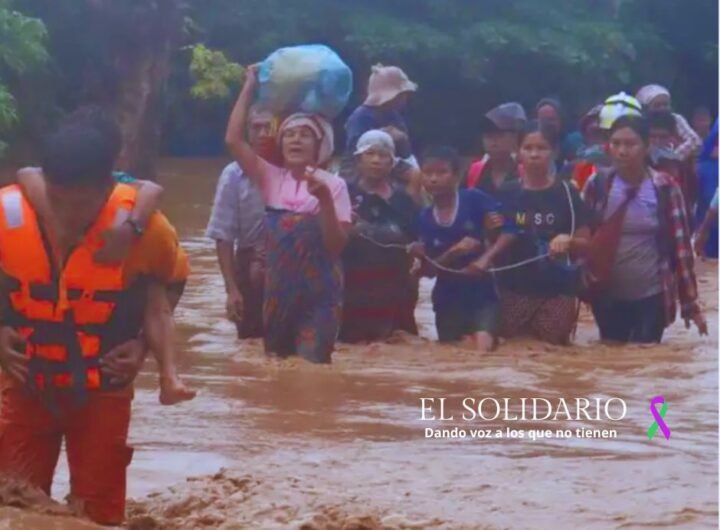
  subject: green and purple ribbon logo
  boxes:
[647,395,670,440]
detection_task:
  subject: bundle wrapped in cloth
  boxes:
[256,44,353,120]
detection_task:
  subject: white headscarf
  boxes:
[278,113,334,166]
[354,129,396,158]
[636,84,671,107]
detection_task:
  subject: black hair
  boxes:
[421,145,461,174]
[519,120,560,148]
[609,114,650,144]
[60,105,122,161]
[42,105,121,188]
[646,111,677,134]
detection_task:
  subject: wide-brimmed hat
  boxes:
[482,102,527,132]
[364,64,418,107]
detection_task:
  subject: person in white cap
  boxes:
[339,64,418,177]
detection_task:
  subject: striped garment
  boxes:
[583,168,700,327]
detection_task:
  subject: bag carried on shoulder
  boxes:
[579,172,638,302]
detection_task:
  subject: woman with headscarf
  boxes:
[225,65,352,364]
[695,118,719,258]
[340,130,420,342]
[635,84,702,162]
[535,97,583,169]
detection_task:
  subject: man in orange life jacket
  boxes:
[0,112,188,525]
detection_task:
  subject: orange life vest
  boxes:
[0,183,146,398]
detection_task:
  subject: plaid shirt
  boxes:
[674,113,702,161]
[583,168,700,327]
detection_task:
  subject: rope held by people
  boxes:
[354,232,552,275]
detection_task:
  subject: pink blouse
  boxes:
[257,160,352,223]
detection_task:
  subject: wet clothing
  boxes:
[436,301,500,342]
[418,190,513,340]
[340,184,419,342]
[604,176,663,300]
[500,292,578,345]
[0,189,182,526]
[584,169,700,331]
[234,247,264,339]
[262,209,343,363]
[0,380,132,525]
[0,184,147,398]
[497,180,589,298]
[206,162,265,338]
[591,293,665,343]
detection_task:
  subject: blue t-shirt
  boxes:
[344,105,409,153]
[418,189,511,311]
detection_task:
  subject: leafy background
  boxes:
[1,0,717,163]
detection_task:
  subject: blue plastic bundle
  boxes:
[257,44,353,120]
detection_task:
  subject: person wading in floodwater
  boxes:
[583,115,707,343]
[225,65,352,364]
[411,146,516,352]
[0,109,192,526]
[341,130,420,343]
[497,121,592,345]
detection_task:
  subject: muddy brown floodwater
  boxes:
[0,158,718,530]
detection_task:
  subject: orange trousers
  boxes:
[0,378,133,525]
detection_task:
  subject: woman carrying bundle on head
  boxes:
[340,130,420,343]
[225,65,352,364]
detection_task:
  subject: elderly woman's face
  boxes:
[281,126,318,168]
[358,147,394,181]
[648,95,671,112]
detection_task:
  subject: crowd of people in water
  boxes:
[213,64,716,361]
[0,59,716,526]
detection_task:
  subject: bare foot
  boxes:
[159,376,196,405]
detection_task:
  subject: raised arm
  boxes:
[225,65,262,181]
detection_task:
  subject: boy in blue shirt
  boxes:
[412,146,515,352]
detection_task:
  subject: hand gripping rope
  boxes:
[355,182,576,276]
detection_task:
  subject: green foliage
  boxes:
[0,0,47,155]
[188,44,244,100]
[5,0,719,157]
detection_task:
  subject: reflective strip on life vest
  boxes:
[1,190,24,229]
[36,368,101,391]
